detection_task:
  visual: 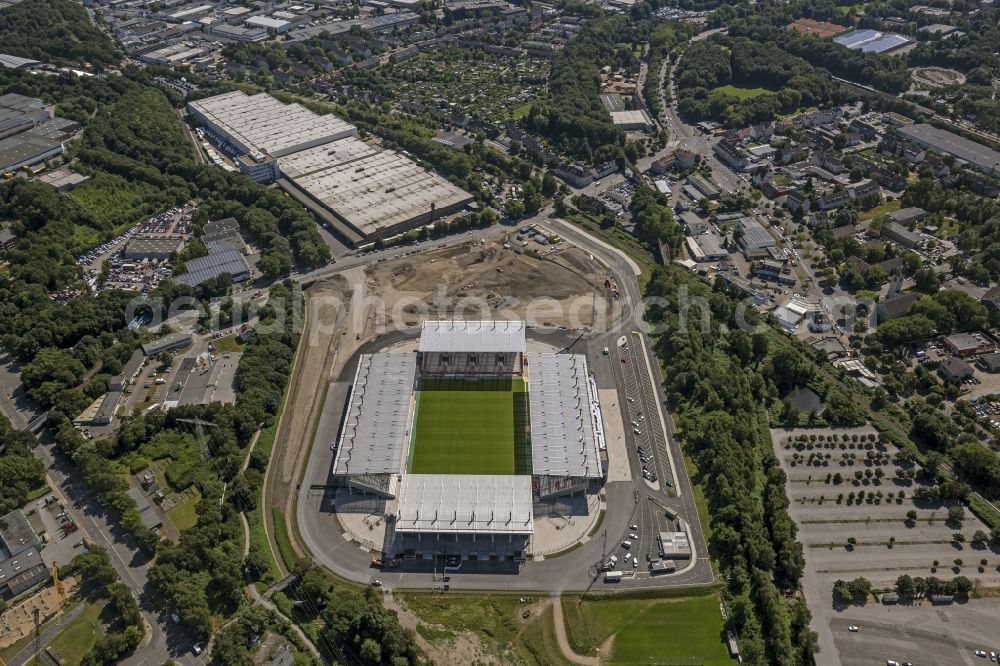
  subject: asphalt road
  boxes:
[30,438,207,666]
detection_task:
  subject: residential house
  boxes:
[714,139,749,171]
[938,357,974,382]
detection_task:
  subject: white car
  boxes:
[848,626,859,632]
[624,553,632,562]
[192,644,203,656]
[976,651,988,658]
[629,533,638,540]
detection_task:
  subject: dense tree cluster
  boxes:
[63,548,145,665]
[281,561,422,665]
[0,417,47,513]
[712,1,912,93]
[521,16,631,163]
[675,36,838,126]
[0,0,120,68]
[631,184,684,256]
[211,605,314,666]
[647,268,816,665]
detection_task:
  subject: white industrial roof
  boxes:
[610,110,652,126]
[188,91,356,160]
[333,353,416,476]
[526,353,603,478]
[276,137,473,235]
[395,474,534,534]
[246,15,291,29]
[418,320,526,353]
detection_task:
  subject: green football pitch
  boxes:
[408,376,530,475]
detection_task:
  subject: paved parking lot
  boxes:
[772,426,1000,665]
[26,493,84,567]
[830,600,1000,666]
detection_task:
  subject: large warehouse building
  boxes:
[897,123,1000,178]
[187,91,473,245]
[331,321,606,563]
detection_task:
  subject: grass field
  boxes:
[47,602,102,666]
[398,593,568,666]
[713,84,772,100]
[561,592,731,664]
[860,198,902,221]
[409,376,529,475]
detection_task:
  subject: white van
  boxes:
[622,540,632,549]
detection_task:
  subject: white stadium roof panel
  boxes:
[526,353,603,478]
[418,320,526,353]
[395,474,534,534]
[332,353,416,475]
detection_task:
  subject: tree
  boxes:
[973,529,988,544]
[947,505,965,526]
[896,574,916,597]
[953,532,965,543]
[906,509,918,524]
[503,199,524,219]
[360,638,382,664]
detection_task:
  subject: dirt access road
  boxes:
[263,274,353,573]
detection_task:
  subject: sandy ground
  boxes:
[266,275,353,570]
[363,240,614,332]
[0,577,78,648]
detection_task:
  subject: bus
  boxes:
[604,571,623,583]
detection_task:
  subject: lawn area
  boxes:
[166,485,201,531]
[398,593,567,666]
[271,506,299,568]
[511,103,533,120]
[212,334,246,354]
[860,198,901,221]
[561,592,730,665]
[409,376,527,475]
[47,602,102,666]
[713,84,772,100]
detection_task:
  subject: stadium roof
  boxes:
[418,320,526,353]
[333,353,416,476]
[395,474,534,534]
[526,353,603,478]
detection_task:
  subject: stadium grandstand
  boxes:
[329,320,607,564]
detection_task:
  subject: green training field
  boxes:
[409,376,529,475]
[562,592,731,665]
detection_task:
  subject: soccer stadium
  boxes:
[330,320,606,564]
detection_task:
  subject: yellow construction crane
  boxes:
[50,560,64,605]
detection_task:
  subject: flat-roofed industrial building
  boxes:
[187,91,357,163]
[189,92,473,246]
[278,137,474,243]
[123,236,184,261]
[897,123,1000,178]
